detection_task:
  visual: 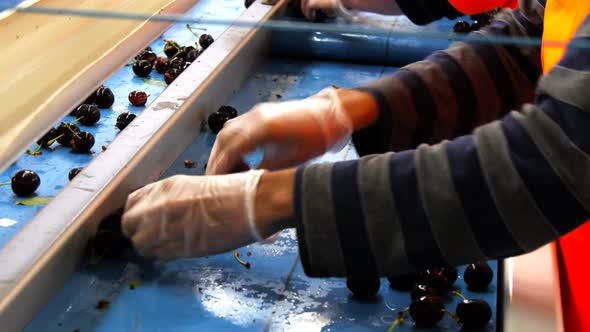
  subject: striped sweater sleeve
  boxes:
[295,7,590,277]
[353,4,543,156]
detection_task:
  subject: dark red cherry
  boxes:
[155,56,168,74]
[199,34,214,50]
[77,104,101,126]
[164,68,181,85]
[56,122,81,147]
[132,60,153,78]
[94,86,115,109]
[208,112,230,134]
[456,299,492,329]
[409,296,444,328]
[70,131,95,153]
[68,167,83,181]
[128,91,148,106]
[116,112,136,131]
[464,262,493,291]
[11,170,40,197]
[218,105,238,119]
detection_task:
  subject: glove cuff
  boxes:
[244,169,266,242]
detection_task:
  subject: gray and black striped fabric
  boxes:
[294,0,590,278]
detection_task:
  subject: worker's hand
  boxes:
[300,0,338,21]
[122,171,269,260]
[207,87,354,175]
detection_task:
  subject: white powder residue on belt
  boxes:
[0,218,18,227]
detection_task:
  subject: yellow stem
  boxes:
[233,251,251,269]
[452,290,467,300]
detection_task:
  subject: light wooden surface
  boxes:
[0,0,198,171]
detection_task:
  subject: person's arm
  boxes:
[353,3,544,156]
[289,11,590,278]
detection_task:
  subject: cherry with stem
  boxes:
[234,251,251,269]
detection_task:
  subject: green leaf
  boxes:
[141,78,167,87]
[15,197,53,206]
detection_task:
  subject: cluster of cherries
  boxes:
[34,86,116,156]
[8,85,153,197]
[347,262,494,330]
[132,31,215,85]
[453,10,499,33]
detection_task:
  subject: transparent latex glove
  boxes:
[122,170,267,260]
[206,87,353,175]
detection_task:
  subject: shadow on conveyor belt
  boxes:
[271,9,460,67]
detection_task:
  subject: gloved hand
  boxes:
[206,87,354,175]
[121,170,269,260]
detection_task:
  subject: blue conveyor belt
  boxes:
[27,58,499,332]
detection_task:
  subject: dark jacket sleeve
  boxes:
[396,0,462,25]
[295,2,590,278]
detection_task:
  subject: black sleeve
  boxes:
[396,0,463,25]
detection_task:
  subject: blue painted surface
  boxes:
[0,0,22,7]
[0,0,245,249]
[27,59,499,332]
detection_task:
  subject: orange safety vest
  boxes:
[448,0,518,15]
[542,0,590,72]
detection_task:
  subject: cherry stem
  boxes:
[452,290,467,300]
[69,118,81,125]
[387,317,405,332]
[444,309,460,322]
[233,251,251,269]
[65,123,81,138]
[47,134,65,146]
[186,24,206,38]
[164,39,181,48]
[0,182,10,186]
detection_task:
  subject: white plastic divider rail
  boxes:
[0,1,288,331]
